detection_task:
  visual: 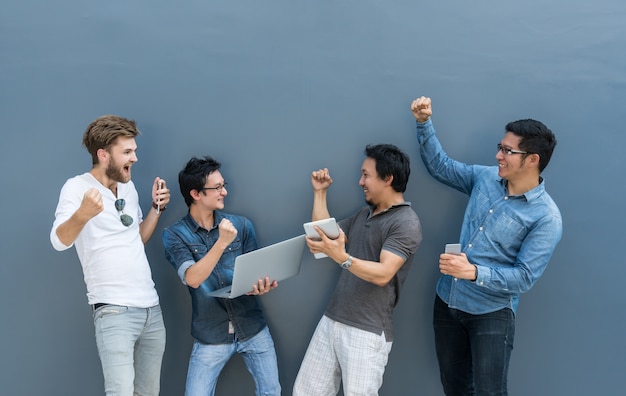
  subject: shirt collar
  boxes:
[183,210,224,232]
[368,201,412,218]
[499,177,546,202]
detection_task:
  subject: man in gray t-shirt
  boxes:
[293,144,422,396]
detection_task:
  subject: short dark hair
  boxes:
[364,144,411,192]
[505,119,557,173]
[178,156,222,207]
[82,115,139,165]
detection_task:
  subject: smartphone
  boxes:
[445,243,462,255]
[156,180,164,214]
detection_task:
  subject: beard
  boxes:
[106,160,131,183]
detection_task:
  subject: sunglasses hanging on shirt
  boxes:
[115,198,134,227]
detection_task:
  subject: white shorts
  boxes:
[293,315,393,396]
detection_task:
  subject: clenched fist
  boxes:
[79,188,104,221]
[410,96,433,122]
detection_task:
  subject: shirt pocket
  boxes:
[489,212,526,253]
[225,239,242,253]
[219,239,243,270]
[188,244,209,261]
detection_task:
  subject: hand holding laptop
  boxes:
[207,235,306,299]
[246,276,278,296]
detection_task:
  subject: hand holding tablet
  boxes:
[303,218,340,258]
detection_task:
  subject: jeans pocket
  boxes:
[93,304,128,320]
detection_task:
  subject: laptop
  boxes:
[207,234,306,299]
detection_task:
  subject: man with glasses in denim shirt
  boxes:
[50,115,170,395]
[162,156,281,396]
[410,96,562,395]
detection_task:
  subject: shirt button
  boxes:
[504,196,509,200]
[479,226,484,231]
[489,209,494,213]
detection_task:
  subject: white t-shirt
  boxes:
[51,173,159,308]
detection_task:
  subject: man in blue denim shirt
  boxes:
[162,156,281,396]
[410,96,562,395]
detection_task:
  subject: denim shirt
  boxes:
[416,119,562,315]
[162,211,266,344]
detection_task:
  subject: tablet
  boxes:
[303,218,340,259]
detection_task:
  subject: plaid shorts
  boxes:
[293,315,393,396]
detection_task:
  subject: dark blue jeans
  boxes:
[433,295,515,396]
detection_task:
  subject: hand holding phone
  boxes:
[156,180,164,214]
[445,243,462,255]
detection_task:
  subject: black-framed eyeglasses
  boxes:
[114,198,134,227]
[199,182,228,193]
[497,143,528,156]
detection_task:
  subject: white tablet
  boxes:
[303,218,340,259]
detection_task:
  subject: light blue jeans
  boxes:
[93,304,166,396]
[185,326,281,396]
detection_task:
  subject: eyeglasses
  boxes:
[497,143,528,155]
[114,198,134,227]
[199,182,228,193]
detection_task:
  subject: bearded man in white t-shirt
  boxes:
[50,115,171,396]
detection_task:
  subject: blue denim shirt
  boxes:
[416,119,562,315]
[162,211,266,344]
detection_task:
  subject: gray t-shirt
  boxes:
[325,203,422,341]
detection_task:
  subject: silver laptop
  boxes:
[207,234,306,299]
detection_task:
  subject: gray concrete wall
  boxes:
[1,1,624,394]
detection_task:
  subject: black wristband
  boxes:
[152,201,166,212]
